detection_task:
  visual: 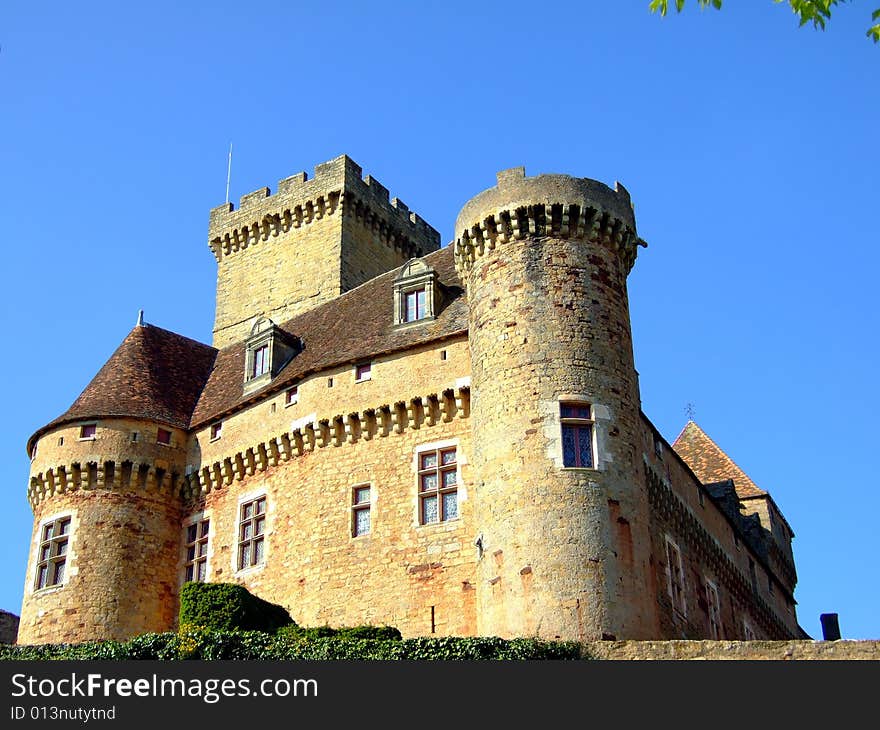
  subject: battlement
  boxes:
[453,167,647,278]
[208,154,440,262]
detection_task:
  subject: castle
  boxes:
[18,155,807,644]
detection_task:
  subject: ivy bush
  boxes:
[178,582,293,633]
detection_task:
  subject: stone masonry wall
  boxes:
[641,422,801,640]
[581,639,879,660]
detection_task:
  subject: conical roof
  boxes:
[27,323,217,453]
[672,420,767,498]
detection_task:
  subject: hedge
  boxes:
[178,582,293,633]
[0,630,583,661]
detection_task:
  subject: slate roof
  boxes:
[671,420,767,498]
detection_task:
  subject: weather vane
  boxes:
[685,402,696,421]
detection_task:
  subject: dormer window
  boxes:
[393,259,439,327]
[252,345,269,378]
[243,318,300,396]
[405,288,426,322]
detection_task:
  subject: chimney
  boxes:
[819,613,841,641]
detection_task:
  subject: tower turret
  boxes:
[18,323,216,644]
[454,166,654,641]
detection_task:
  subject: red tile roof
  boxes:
[671,420,767,498]
[27,324,217,453]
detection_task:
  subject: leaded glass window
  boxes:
[184,518,210,583]
[352,485,371,537]
[560,402,594,468]
[35,516,71,590]
[238,496,266,570]
[418,447,458,524]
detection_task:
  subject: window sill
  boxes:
[32,583,66,597]
[77,437,96,442]
[284,400,298,408]
[355,377,371,384]
[235,562,266,577]
[209,436,221,443]
[561,466,599,472]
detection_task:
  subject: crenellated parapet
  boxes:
[180,383,470,502]
[208,154,440,263]
[453,167,647,280]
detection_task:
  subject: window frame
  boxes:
[78,423,97,441]
[404,287,427,323]
[252,344,270,378]
[236,494,267,572]
[417,445,459,526]
[34,515,72,592]
[209,422,223,441]
[351,484,372,537]
[559,402,595,469]
[705,578,722,639]
[157,427,172,446]
[285,386,299,407]
[183,516,210,583]
[354,362,372,383]
[665,535,687,617]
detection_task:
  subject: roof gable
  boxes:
[672,420,767,498]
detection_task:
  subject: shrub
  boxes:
[178,582,294,633]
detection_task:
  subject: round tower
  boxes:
[454,167,654,641]
[18,323,215,644]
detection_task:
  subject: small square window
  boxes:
[210,422,222,441]
[352,484,371,537]
[79,424,96,440]
[130,431,139,443]
[328,378,334,388]
[58,436,64,446]
[285,386,299,406]
[440,350,447,361]
[157,428,172,445]
[355,362,372,382]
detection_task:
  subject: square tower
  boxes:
[208,155,441,348]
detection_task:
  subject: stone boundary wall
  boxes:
[580,639,880,660]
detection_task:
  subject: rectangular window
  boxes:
[405,288,426,322]
[35,516,71,590]
[351,484,371,537]
[157,428,172,445]
[355,362,372,382]
[418,447,458,525]
[252,344,269,378]
[665,535,686,616]
[706,579,721,639]
[30,443,37,460]
[560,402,594,468]
[184,518,210,583]
[285,386,298,406]
[79,423,96,440]
[210,422,222,440]
[238,496,266,570]
[743,619,756,640]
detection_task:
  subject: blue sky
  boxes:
[1,1,877,641]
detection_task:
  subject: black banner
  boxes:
[0,659,872,725]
